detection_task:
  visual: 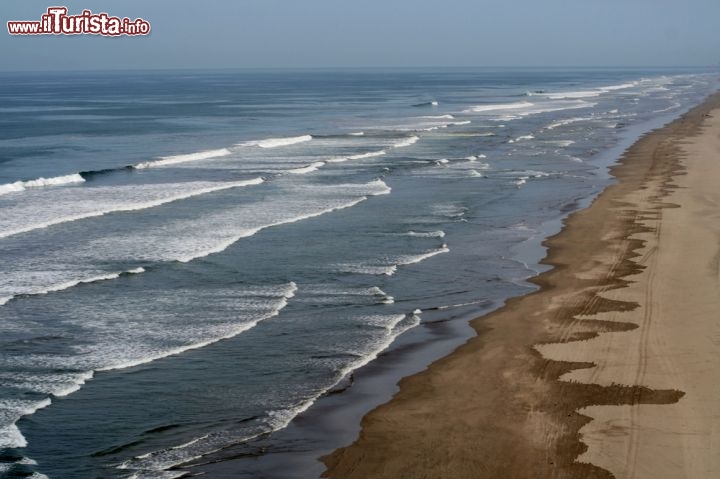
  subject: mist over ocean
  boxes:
[0,68,716,478]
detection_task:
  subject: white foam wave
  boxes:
[97,283,298,372]
[508,169,551,179]
[0,398,52,448]
[403,230,445,238]
[653,102,682,113]
[0,424,28,449]
[299,285,394,305]
[436,299,490,310]
[510,170,550,186]
[412,126,440,132]
[431,203,467,219]
[0,371,96,402]
[266,311,419,426]
[366,287,395,304]
[395,245,449,266]
[0,181,389,310]
[0,285,300,460]
[326,150,387,163]
[178,209,367,264]
[349,131,365,136]
[43,272,121,293]
[286,161,326,175]
[477,162,491,170]
[240,135,313,149]
[540,82,637,101]
[421,114,455,120]
[0,178,265,240]
[134,148,232,169]
[464,101,534,113]
[600,82,637,91]
[0,174,85,196]
[336,245,449,277]
[545,140,576,147]
[117,310,419,476]
[467,100,595,120]
[335,263,398,276]
[508,134,535,143]
[393,136,419,148]
[544,116,594,130]
[543,90,601,100]
[54,374,93,398]
[0,267,151,307]
[350,150,387,160]
[168,180,390,263]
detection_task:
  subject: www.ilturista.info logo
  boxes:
[7,7,150,36]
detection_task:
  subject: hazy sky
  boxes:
[1,0,719,71]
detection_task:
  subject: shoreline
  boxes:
[322,92,720,478]
[186,93,719,479]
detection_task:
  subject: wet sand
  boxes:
[322,92,720,478]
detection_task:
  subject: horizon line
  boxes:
[1,65,718,74]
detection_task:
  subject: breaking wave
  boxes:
[0,174,85,196]
[134,148,233,169]
[239,135,313,149]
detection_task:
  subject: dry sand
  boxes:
[322,93,720,479]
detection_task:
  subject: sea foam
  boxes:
[0,398,53,448]
[134,148,233,169]
[0,180,393,298]
[286,161,325,175]
[240,135,313,148]
[0,178,265,240]
[464,101,534,113]
[117,310,420,477]
[335,244,449,277]
[393,136,419,148]
[0,174,85,196]
[403,230,446,238]
[327,150,387,163]
[508,134,535,143]
[465,100,595,119]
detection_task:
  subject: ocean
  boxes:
[0,67,717,478]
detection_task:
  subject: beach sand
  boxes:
[322,92,720,478]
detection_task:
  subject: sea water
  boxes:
[0,68,717,478]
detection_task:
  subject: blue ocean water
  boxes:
[0,68,717,478]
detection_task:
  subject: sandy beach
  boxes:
[323,92,720,478]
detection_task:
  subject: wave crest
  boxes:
[239,135,313,149]
[0,174,85,196]
[134,148,232,169]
